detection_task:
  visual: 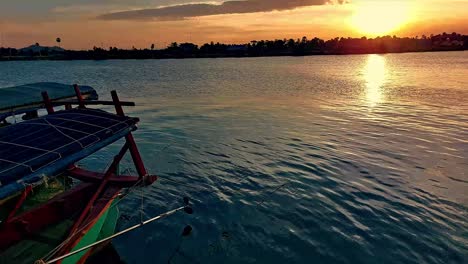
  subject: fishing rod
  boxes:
[38,198,193,264]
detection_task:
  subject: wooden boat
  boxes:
[0,83,158,264]
[0,82,98,122]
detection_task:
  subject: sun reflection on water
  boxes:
[364,55,387,106]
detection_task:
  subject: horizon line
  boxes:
[1,31,466,50]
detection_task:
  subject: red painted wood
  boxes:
[67,143,129,237]
[56,186,121,264]
[0,183,96,250]
[76,248,93,264]
[110,90,125,116]
[125,133,148,178]
[111,90,148,178]
[41,91,55,114]
[52,100,136,107]
[73,84,85,108]
[68,166,157,187]
[5,185,32,223]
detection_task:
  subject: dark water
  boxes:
[0,52,467,264]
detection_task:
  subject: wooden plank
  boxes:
[51,100,135,107]
[68,166,157,187]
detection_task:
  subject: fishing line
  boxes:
[41,176,147,261]
[118,136,299,262]
[154,141,176,156]
[158,174,295,262]
[152,137,298,210]
[256,182,290,207]
[161,175,293,207]
[167,225,200,264]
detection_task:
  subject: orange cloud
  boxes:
[98,0,347,21]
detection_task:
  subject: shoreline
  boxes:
[0,48,466,62]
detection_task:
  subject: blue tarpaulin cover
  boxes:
[0,108,137,200]
[0,82,98,119]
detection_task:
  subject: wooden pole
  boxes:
[111,90,148,178]
[73,84,85,109]
[5,185,32,223]
[41,91,55,114]
[42,206,186,264]
[67,142,129,237]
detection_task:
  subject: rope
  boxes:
[0,158,33,172]
[1,115,132,174]
[41,176,146,262]
[42,175,49,188]
[42,177,144,261]
[42,205,186,264]
[44,119,85,149]
[42,134,294,263]
[0,141,62,157]
[46,116,109,130]
[142,138,294,207]
[140,187,144,223]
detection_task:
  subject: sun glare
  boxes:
[364,55,387,106]
[350,2,413,36]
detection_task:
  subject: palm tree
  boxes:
[151,43,155,50]
[35,43,41,57]
[56,37,61,47]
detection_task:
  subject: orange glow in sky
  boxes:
[350,1,414,36]
[0,0,466,49]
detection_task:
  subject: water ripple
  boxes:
[1,52,467,263]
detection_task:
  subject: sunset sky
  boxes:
[0,0,467,50]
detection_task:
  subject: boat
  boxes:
[0,82,98,123]
[0,83,163,264]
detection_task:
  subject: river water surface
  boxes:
[0,52,467,263]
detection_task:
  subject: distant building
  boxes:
[435,39,464,47]
[431,33,465,48]
[179,43,198,53]
[19,44,64,54]
[227,45,247,52]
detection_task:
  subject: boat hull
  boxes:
[0,184,121,264]
[62,194,120,264]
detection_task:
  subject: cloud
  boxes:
[98,0,347,21]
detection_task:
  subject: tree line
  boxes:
[1,32,466,60]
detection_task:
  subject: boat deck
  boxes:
[0,108,138,200]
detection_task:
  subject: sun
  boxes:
[350,1,413,36]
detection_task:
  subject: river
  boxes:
[0,51,467,263]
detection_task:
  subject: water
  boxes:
[1,52,467,264]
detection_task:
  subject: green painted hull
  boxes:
[0,182,121,264]
[62,198,120,264]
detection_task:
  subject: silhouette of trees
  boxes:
[1,32,466,61]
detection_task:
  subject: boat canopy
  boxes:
[0,108,138,200]
[0,82,98,120]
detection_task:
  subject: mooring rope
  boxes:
[40,175,145,262]
[40,205,188,264]
[41,138,295,263]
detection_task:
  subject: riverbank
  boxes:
[0,47,466,61]
[2,32,466,61]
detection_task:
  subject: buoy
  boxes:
[184,206,193,214]
[182,225,192,236]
